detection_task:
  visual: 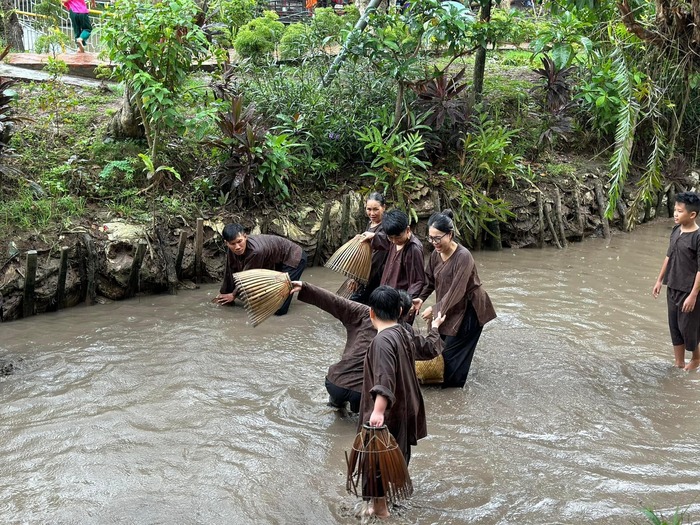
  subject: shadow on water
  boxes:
[2,220,700,524]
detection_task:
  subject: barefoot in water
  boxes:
[684,359,700,371]
[370,498,390,519]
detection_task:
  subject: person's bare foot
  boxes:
[684,359,700,371]
[369,498,390,519]
[674,361,685,368]
[76,38,85,52]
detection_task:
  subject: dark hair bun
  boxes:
[441,209,454,219]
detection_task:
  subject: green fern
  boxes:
[606,48,638,218]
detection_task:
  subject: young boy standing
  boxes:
[359,285,444,518]
[653,191,700,370]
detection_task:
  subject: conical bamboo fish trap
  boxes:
[336,277,357,299]
[415,354,444,384]
[345,424,413,503]
[232,269,292,327]
[325,237,372,286]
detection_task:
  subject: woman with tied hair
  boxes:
[347,192,388,304]
[414,209,496,388]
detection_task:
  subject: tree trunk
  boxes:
[471,0,492,105]
[108,85,145,139]
[1,1,25,52]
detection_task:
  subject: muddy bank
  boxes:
[1,171,697,323]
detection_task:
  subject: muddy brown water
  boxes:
[2,220,700,525]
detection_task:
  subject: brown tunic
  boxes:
[664,225,700,293]
[367,222,388,290]
[220,234,303,294]
[419,244,496,337]
[359,324,430,456]
[373,232,426,299]
[298,282,374,392]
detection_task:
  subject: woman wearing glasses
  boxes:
[413,210,496,388]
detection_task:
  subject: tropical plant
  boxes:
[101,0,212,179]
[357,123,431,221]
[208,92,300,203]
[441,173,515,247]
[0,60,21,179]
[459,113,523,191]
[531,54,577,149]
[410,67,469,131]
[530,10,594,69]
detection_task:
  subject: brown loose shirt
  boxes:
[367,222,388,287]
[359,324,433,456]
[298,282,374,392]
[220,234,303,294]
[419,244,496,337]
[664,225,700,293]
[373,232,426,299]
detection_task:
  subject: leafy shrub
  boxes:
[575,53,624,139]
[310,8,345,45]
[211,0,259,42]
[233,11,285,59]
[279,22,312,60]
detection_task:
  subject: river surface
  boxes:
[2,219,700,525]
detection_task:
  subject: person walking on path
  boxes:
[652,191,700,371]
[63,0,95,52]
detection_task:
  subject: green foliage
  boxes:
[279,22,313,60]
[357,123,431,221]
[0,74,21,178]
[101,0,212,167]
[34,28,71,56]
[310,8,344,46]
[530,11,594,69]
[575,53,625,138]
[441,173,515,246]
[642,507,689,525]
[211,0,259,44]
[459,113,523,190]
[0,184,85,231]
[233,11,285,59]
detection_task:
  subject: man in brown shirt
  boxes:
[216,223,307,315]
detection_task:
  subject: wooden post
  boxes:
[593,180,611,239]
[22,250,37,318]
[175,231,187,280]
[536,191,545,248]
[544,202,562,249]
[431,189,441,214]
[313,202,332,267]
[655,190,665,220]
[55,246,69,310]
[666,185,675,217]
[484,221,502,251]
[125,240,147,299]
[573,185,585,240]
[553,186,568,247]
[195,218,204,285]
[340,193,351,244]
[82,233,97,305]
[616,200,628,231]
[156,227,178,295]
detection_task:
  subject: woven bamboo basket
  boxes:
[415,354,444,384]
[232,269,292,327]
[325,237,372,286]
[345,423,413,503]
